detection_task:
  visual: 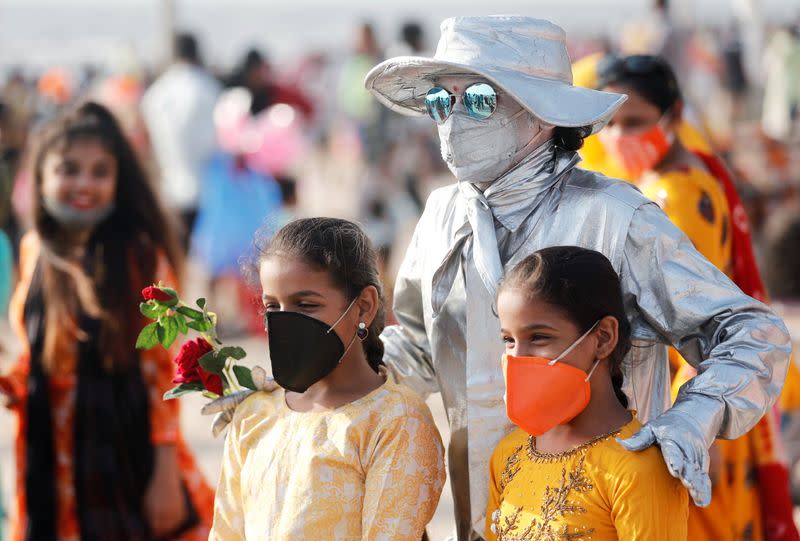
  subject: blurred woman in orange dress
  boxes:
[0,102,213,541]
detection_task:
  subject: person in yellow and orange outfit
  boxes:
[585,54,799,541]
[0,102,214,541]
[487,246,688,541]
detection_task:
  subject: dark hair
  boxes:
[401,22,423,50]
[597,54,682,114]
[30,101,183,370]
[499,246,631,408]
[553,126,591,151]
[253,217,386,371]
[175,32,200,64]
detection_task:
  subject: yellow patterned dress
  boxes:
[209,379,446,541]
[486,417,688,541]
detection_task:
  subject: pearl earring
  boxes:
[357,322,369,341]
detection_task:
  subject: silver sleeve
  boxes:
[622,202,791,441]
[380,223,439,397]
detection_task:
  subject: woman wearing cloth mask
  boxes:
[364,16,791,540]
[596,55,799,541]
[0,102,215,541]
[209,218,445,541]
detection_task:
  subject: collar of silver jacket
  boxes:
[457,140,580,233]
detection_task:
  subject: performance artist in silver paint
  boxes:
[365,15,791,541]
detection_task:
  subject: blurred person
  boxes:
[1,70,35,176]
[0,102,214,541]
[141,32,221,250]
[366,16,791,540]
[762,204,800,475]
[619,0,689,85]
[226,49,313,118]
[37,67,75,117]
[597,54,799,541]
[385,21,426,58]
[721,23,750,120]
[209,218,445,541]
[761,25,800,141]
[338,22,386,165]
[191,88,284,336]
[275,176,298,228]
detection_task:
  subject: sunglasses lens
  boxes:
[463,83,497,120]
[425,87,454,123]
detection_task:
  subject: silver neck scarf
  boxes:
[431,140,580,315]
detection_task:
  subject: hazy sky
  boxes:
[1,0,797,70]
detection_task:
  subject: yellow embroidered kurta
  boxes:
[486,417,688,541]
[210,379,446,541]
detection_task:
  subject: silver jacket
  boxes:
[381,152,791,539]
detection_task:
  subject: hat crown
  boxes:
[434,16,573,84]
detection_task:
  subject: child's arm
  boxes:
[361,401,446,541]
[610,451,689,540]
[208,413,246,541]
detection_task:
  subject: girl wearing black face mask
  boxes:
[209,217,446,541]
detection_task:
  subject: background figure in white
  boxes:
[141,32,221,247]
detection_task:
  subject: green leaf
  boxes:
[175,314,188,334]
[135,322,160,350]
[177,306,205,321]
[139,302,164,320]
[233,365,256,390]
[196,298,206,309]
[160,316,179,349]
[163,381,204,400]
[218,346,247,361]
[198,350,226,375]
[187,319,213,332]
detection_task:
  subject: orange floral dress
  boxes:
[1,233,214,541]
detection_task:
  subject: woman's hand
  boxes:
[144,445,188,538]
[0,376,18,408]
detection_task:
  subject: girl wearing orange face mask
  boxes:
[596,55,799,541]
[487,246,688,541]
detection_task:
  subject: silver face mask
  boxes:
[42,196,115,230]
[437,104,550,184]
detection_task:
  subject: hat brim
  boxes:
[365,56,627,134]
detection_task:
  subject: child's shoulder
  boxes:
[491,427,529,464]
[230,388,285,432]
[590,417,674,481]
[375,380,438,426]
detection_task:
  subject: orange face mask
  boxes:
[503,322,600,436]
[598,119,674,179]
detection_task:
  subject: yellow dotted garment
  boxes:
[486,417,688,541]
[209,380,446,541]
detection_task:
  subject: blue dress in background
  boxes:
[190,153,282,278]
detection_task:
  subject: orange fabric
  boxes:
[673,363,764,541]
[657,159,797,540]
[2,233,213,541]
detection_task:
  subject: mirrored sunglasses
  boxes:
[424,82,498,124]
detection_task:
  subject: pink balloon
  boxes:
[244,104,306,176]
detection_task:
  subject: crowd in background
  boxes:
[1,8,799,315]
[1,1,800,538]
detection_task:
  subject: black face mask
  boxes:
[266,303,356,393]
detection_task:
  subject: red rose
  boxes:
[199,370,224,397]
[172,338,223,395]
[142,285,176,303]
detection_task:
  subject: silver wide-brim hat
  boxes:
[365,15,626,134]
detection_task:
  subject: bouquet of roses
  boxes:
[137,283,277,435]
